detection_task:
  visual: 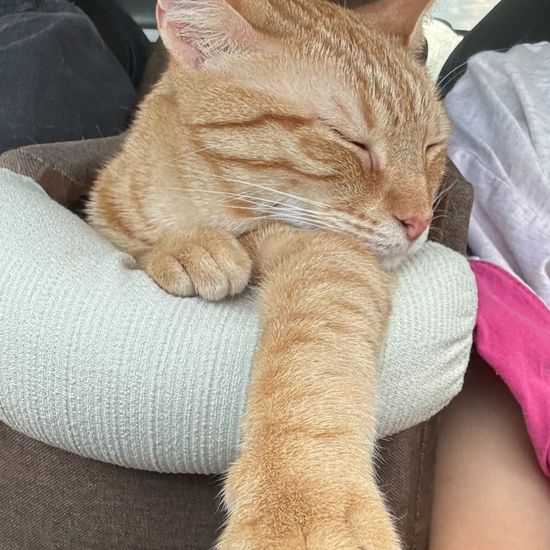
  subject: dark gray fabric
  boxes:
[0,419,437,550]
[71,0,152,88]
[0,0,137,154]
[429,163,474,255]
[0,422,224,550]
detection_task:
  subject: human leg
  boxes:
[430,352,550,550]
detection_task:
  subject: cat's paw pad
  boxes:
[140,228,252,301]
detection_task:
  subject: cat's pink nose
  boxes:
[395,213,432,242]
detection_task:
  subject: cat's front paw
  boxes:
[140,227,252,301]
[217,483,401,550]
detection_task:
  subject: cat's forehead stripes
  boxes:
[272,16,437,134]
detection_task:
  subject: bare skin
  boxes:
[430,352,550,550]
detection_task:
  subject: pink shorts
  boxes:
[470,260,550,477]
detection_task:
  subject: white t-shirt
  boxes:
[445,42,550,307]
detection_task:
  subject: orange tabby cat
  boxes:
[87,0,448,547]
[218,222,399,549]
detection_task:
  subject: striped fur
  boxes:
[87,1,443,547]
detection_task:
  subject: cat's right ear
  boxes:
[352,0,434,52]
[156,0,202,68]
[156,0,276,69]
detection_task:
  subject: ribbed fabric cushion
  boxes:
[0,169,477,474]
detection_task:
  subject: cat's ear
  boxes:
[353,0,434,50]
[156,0,276,69]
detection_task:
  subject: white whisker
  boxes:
[164,185,372,234]
[271,206,343,227]
[270,215,337,233]
[186,168,331,209]
[186,185,346,224]
[278,215,341,232]
[178,144,218,160]
[433,176,459,210]
[276,202,343,223]
[438,60,470,88]
[186,187,273,206]
[438,48,509,89]
[157,171,379,236]
[219,204,342,232]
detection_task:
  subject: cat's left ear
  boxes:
[156,0,277,69]
[352,0,434,52]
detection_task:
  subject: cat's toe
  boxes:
[198,229,252,296]
[181,241,251,300]
[217,522,308,550]
[175,243,235,300]
[139,228,252,300]
[140,249,195,297]
[142,248,232,300]
[218,520,396,550]
[218,486,401,550]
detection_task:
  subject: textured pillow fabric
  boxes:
[0,169,477,474]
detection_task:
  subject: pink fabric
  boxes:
[470,259,550,477]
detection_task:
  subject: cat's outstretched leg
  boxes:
[139,227,251,301]
[218,224,401,550]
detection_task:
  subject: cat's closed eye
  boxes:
[425,141,445,155]
[331,129,376,170]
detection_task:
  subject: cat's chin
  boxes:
[379,227,429,271]
[379,253,408,272]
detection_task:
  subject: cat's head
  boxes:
[157,0,448,269]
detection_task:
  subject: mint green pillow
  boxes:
[0,169,476,474]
